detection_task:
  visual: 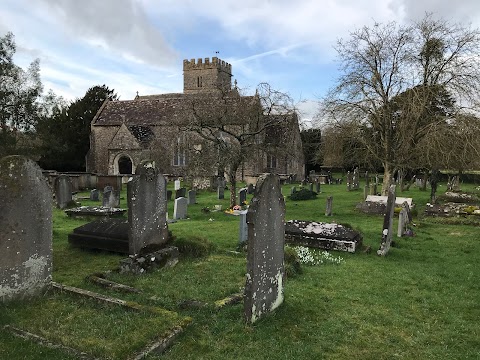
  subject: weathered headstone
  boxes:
[377,185,396,256]
[239,187,247,205]
[365,171,370,186]
[174,179,181,190]
[244,174,285,324]
[188,189,196,205]
[217,183,225,200]
[103,186,120,208]
[175,187,186,199]
[369,183,375,195]
[0,156,52,301]
[127,161,168,255]
[325,196,333,216]
[353,167,360,190]
[290,186,297,195]
[174,197,188,220]
[54,174,73,209]
[363,185,369,200]
[238,210,248,246]
[346,171,352,191]
[315,181,320,193]
[397,201,411,237]
[166,189,172,201]
[89,189,100,201]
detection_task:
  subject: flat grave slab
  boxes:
[365,195,413,207]
[65,206,126,219]
[285,220,362,253]
[68,219,129,254]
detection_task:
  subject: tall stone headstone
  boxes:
[244,174,285,324]
[0,156,53,301]
[397,201,411,237]
[166,189,172,201]
[174,179,181,190]
[217,183,225,200]
[325,196,333,216]
[315,181,320,194]
[174,197,188,220]
[346,171,352,191]
[353,167,360,190]
[187,189,196,205]
[127,161,168,255]
[239,187,247,205]
[377,185,396,256]
[54,174,73,209]
[238,210,248,246]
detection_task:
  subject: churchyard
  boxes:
[1,164,480,359]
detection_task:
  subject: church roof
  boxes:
[92,91,258,127]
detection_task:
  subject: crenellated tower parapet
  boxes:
[183,57,232,94]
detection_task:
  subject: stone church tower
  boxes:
[183,57,232,94]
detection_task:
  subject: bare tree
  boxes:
[321,14,480,194]
[184,83,298,207]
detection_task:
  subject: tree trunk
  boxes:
[381,164,394,196]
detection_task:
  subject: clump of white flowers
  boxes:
[294,246,344,265]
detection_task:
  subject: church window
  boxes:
[267,154,277,169]
[173,136,187,166]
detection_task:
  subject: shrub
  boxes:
[174,236,215,258]
[284,246,302,277]
[288,188,317,201]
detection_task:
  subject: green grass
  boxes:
[1,179,479,359]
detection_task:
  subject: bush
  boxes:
[288,188,317,201]
[284,246,302,277]
[174,236,216,258]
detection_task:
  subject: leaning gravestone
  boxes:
[54,174,73,209]
[0,156,52,301]
[244,173,285,323]
[377,185,396,256]
[128,161,169,255]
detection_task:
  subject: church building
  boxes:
[86,57,304,183]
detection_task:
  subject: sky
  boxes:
[1,0,480,126]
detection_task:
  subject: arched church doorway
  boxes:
[118,156,133,174]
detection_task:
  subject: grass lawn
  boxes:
[1,179,479,359]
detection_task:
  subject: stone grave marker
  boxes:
[315,181,320,193]
[217,183,225,200]
[290,186,297,195]
[346,171,352,191]
[166,189,172,201]
[239,187,247,205]
[128,161,169,255]
[174,197,188,219]
[397,201,412,237]
[0,156,52,301]
[90,189,100,201]
[175,187,186,199]
[325,196,333,216]
[244,173,285,324]
[247,183,255,194]
[174,179,181,190]
[54,174,73,209]
[238,210,248,246]
[103,186,120,208]
[188,190,196,205]
[377,185,396,256]
[363,185,369,200]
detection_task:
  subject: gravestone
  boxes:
[346,171,352,191]
[244,174,285,324]
[239,187,247,205]
[315,181,320,194]
[363,185,369,200]
[174,179,181,190]
[0,156,52,301]
[353,167,360,189]
[365,171,370,186]
[397,201,412,237]
[290,186,297,195]
[128,161,169,255]
[238,210,248,246]
[369,183,375,195]
[54,174,73,209]
[174,197,188,219]
[325,196,333,216]
[166,190,172,201]
[103,186,120,208]
[89,189,100,201]
[69,219,129,253]
[187,190,196,205]
[247,183,255,194]
[377,185,396,256]
[175,187,186,199]
[217,183,225,200]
